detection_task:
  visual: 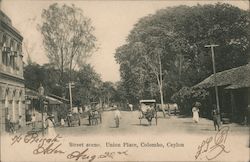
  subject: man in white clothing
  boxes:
[114,107,121,128]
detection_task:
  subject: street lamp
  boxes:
[205,44,221,122]
[38,83,45,136]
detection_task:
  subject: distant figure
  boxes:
[42,113,47,128]
[173,103,178,116]
[79,107,83,114]
[114,108,121,128]
[9,117,15,133]
[60,118,65,127]
[243,104,250,126]
[5,114,10,132]
[129,104,133,111]
[18,115,22,129]
[46,115,56,136]
[31,114,36,128]
[192,102,200,123]
[141,103,147,113]
[67,113,72,127]
[212,105,220,131]
[93,110,99,125]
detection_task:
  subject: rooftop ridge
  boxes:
[0,10,12,25]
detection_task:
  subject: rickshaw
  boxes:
[139,100,157,126]
[88,102,102,125]
[66,111,81,127]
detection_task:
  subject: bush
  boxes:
[171,86,209,116]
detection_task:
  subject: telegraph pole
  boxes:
[66,82,75,111]
[205,44,220,116]
[69,82,73,110]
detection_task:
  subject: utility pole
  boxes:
[205,44,220,118]
[66,82,75,111]
[69,82,73,110]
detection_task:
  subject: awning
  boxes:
[45,96,63,105]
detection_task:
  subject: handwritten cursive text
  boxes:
[195,126,230,160]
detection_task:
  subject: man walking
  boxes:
[129,104,133,111]
[114,106,121,128]
[212,105,220,131]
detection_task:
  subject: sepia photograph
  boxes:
[0,0,249,161]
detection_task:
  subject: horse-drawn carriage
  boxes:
[66,113,81,127]
[139,100,157,125]
[88,102,102,125]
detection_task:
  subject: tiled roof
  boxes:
[194,63,250,89]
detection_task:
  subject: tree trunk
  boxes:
[159,85,166,117]
[158,54,166,117]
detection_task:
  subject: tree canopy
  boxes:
[39,3,97,86]
[115,3,249,104]
[24,63,120,107]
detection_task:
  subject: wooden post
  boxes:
[205,44,220,121]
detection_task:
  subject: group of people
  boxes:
[30,113,57,136]
[5,115,23,133]
[192,102,221,131]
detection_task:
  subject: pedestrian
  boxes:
[31,114,36,128]
[9,117,15,133]
[5,114,10,132]
[129,104,133,111]
[46,115,56,136]
[67,112,72,127]
[243,104,250,126]
[18,115,22,129]
[211,105,220,131]
[192,102,200,123]
[90,110,99,125]
[42,113,47,129]
[60,117,65,127]
[114,107,121,128]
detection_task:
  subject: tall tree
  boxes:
[24,63,62,96]
[39,3,97,89]
[115,3,249,111]
[74,64,102,105]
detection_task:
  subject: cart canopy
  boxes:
[139,99,156,103]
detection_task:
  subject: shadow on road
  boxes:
[182,121,194,124]
[176,114,192,118]
[131,123,151,127]
[200,128,214,131]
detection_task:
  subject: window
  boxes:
[12,98,16,121]
[5,92,8,109]
[18,91,22,115]
[15,44,21,70]
[10,40,14,68]
[2,35,7,65]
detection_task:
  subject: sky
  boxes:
[1,0,249,82]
